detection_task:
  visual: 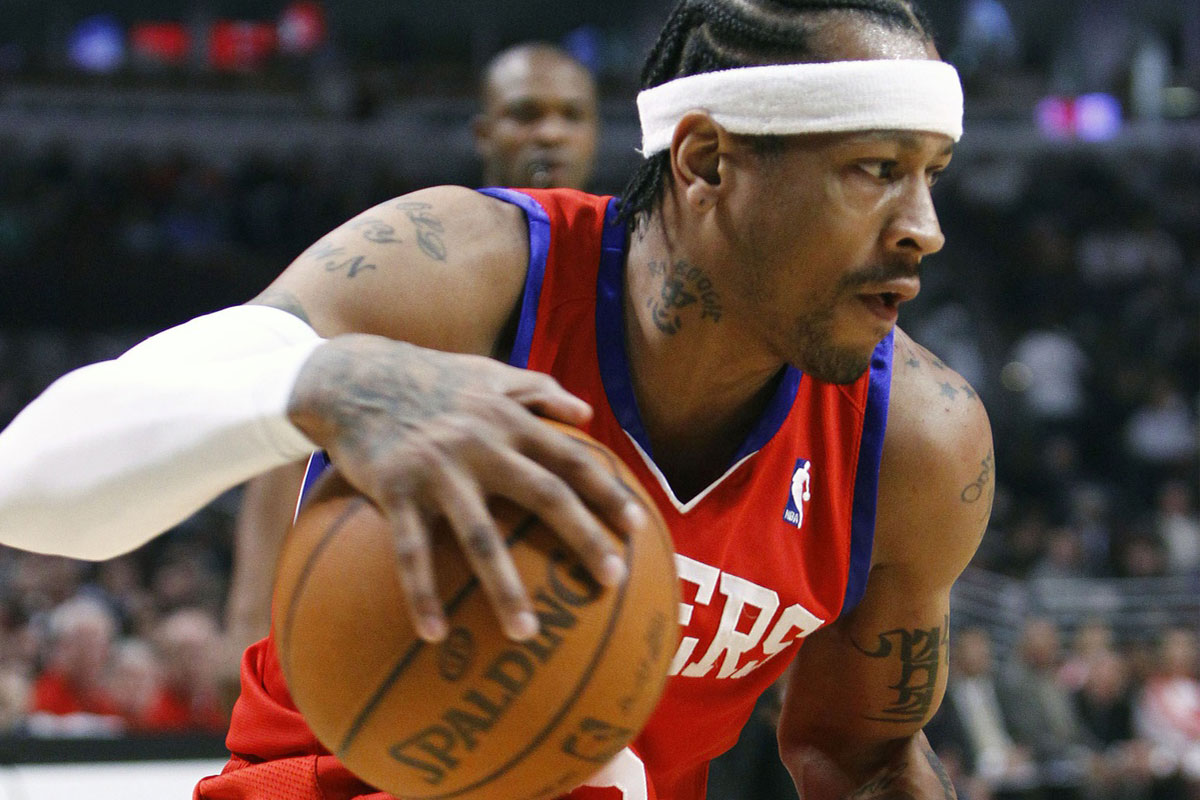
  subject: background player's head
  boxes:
[473,43,599,191]
[620,0,935,224]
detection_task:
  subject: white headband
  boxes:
[636,59,963,156]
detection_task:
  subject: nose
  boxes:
[886,178,945,258]
[531,113,571,145]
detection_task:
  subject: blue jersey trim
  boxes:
[595,197,802,469]
[843,331,893,614]
[477,187,551,369]
[297,450,332,511]
[731,367,803,464]
[595,198,653,454]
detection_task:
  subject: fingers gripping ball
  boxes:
[272,422,680,800]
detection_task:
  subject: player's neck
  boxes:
[623,207,787,496]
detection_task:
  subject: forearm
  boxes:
[0,306,321,559]
[784,730,955,799]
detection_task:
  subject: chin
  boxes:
[791,330,875,385]
[801,350,873,385]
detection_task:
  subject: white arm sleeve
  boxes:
[0,305,324,560]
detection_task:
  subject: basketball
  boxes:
[272,421,680,800]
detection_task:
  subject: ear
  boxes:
[669,111,731,211]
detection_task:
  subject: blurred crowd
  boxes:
[927,618,1200,800]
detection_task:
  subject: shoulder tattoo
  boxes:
[898,338,983,408]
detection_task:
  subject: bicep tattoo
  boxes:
[851,616,949,724]
[394,202,447,261]
[301,239,377,279]
[960,449,994,505]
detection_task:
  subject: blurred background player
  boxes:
[219,41,599,706]
[472,42,600,191]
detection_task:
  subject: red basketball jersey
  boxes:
[196,188,891,800]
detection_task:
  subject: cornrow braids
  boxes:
[617,0,933,228]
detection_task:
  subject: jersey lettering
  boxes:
[668,554,826,679]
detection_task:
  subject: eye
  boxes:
[504,101,542,124]
[927,167,946,187]
[858,160,898,181]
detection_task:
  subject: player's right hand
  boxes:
[285,334,644,643]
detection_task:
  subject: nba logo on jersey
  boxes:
[783,459,813,529]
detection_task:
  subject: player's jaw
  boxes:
[786,265,919,384]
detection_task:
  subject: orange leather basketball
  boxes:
[272,421,679,800]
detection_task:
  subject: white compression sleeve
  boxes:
[0,305,324,560]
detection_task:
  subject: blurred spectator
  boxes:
[0,668,31,735]
[927,627,1039,799]
[1154,480,1200,577]
[1028,526,1089,580]
[107,639,162,731]
[1134,628,1200,794]
[1006,322,1089,436]
[142,607,227,733]
[1072,650,1158,800]
[1069,487,1118,578]
[997,618,1098,797]
[1123,376,1199,485]
[1114,532,1169,580]
[29,595,123,735]
[1059,618,1117,692]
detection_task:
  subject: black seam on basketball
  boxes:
[395,518,637,800]
[279,498,369,678]
[336,514,543,757]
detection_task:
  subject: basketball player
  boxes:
[0,2,993,798]
[221,41,600,701]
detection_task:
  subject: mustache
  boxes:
[838,260,920,290]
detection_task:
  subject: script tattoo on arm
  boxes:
[852,617,949,724]
[350,217,402,244]
[394,202,447,261]
[645,259,723,335]
[304,239,377,278]
[960,449,994,504]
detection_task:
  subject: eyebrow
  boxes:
[848,130,955,157]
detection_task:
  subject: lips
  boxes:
[526,157,564,188]
[854,278,920,324]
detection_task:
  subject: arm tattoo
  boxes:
[304,240,377,279]
[395,202,447,261]
[921,739,957,799]
[646,259,723,335]
[960,449,994,504]
[249,288,312,327]
[845,741,957,799]
[350,216,402,244]
[852,617,948,724]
